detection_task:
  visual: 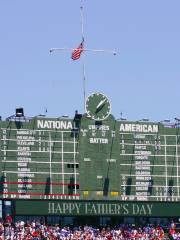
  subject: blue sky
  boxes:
[0,0,180,122]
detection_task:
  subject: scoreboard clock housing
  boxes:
[85,92,111,121]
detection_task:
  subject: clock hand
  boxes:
[96,99,106,110]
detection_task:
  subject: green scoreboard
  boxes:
[0,92,180,216]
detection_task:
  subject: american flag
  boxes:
[71,41,84,60]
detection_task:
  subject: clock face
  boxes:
[85,92,111,121]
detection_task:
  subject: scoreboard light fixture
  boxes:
[175,117,180,121]
[74,110,82,120]
[163,119,171,123]
[159,119,171,124]
[138,118,149,122]
[141,118,149,122]
[15,108,24,117]
[118,118,127,121]
[61,115,69,118]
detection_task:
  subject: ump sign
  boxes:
[15,200,180,217]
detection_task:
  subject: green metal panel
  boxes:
[15,200,180,217]
[0,114,180,216]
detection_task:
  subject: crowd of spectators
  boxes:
[0,216,179,239]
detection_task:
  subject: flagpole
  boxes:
[82,61,86,113]
[80,6,84,42]
[80,5,86,113]
[50,4,117,115]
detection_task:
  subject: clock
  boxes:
[85,92,111,121]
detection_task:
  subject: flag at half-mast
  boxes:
[71,40,84,60]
